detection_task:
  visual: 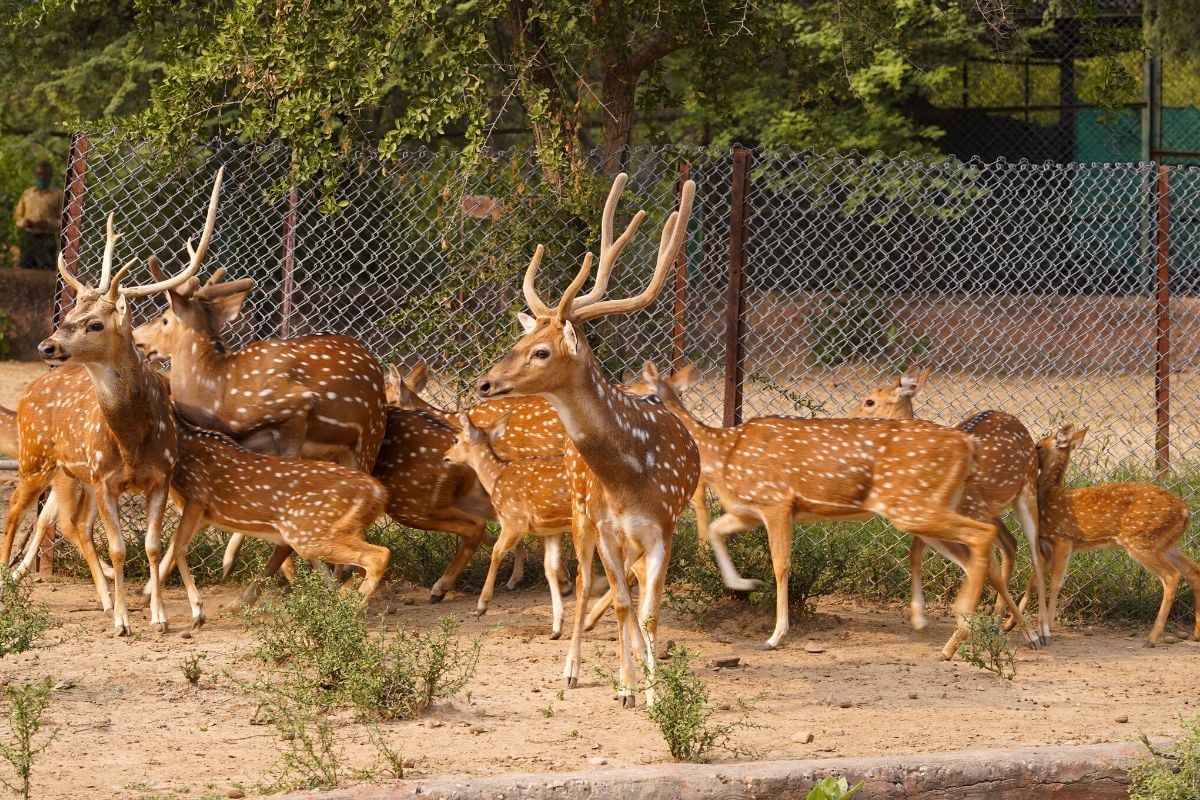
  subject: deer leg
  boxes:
[425,511,489,601]
[597,528,637,708]
[909,537,931,632]
[990,520,1017,616]
[584,555,642,632]
[13,491,57,580]
[93,487,131,636]
[1127,547,1180,646]
[1,474,51,565]
[1162,547,1200,641]
[231,543,296,609]
[691,483,711,550]
[221,534,246,580]
[707,510,763,592]
[143,485,170,633]
[564,512,598,690]
[634,529,671,707]
[1046,541,1072,636]
[762,506,795,650]
[544,535,566,640]
[478,524,523,617]
[1012,487,1049,642]
[505,537,528,591]
[171,502,208,630]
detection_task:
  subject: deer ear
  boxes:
[407,362,429,393]
[918,367,933,390]
[456,411,473,433]
[1071,426,1088,448]
[672,364,697,393]
[518,312,537,334]
[490,412,512,442]
[114,294,129,324]
[387,364,403,390]
[1055,424,1074,449]
[642,361,660,382]
[562,320,579,356]
[213,291,248,326]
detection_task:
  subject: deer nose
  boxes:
[37,340,61,360]
[476,378,493,397]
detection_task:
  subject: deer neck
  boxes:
[464,446,504,496]
[1036,461,1069,511]
[659,394,735,479]
[167,328,235,425]
[82,340,166,447]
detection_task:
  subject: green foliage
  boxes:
[0,678,57,800]
[806,776,864,800]
[955,613,1017,680]
[0,568,55,657]
[808,263,931,368]
[643,647,756,763]
[1129,717,1200,800]
[179,653,204,686]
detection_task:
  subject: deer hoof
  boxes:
[1143,641,1157,649]
[549,629,562,641]
[153,621,168,635]
[728,578,763,592]
[191,615,206,632]
[564,676,578,690]
[474,606,488,617]
[621,694,636,709]
[114,624,131,638]
[429,593,445,604]
[755,640,777,652]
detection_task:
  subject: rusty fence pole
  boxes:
[280,184,298,337]
[41,133,90,577]
[1154,165,1171,478]
[672,161,691,370]
[722,147,751,427]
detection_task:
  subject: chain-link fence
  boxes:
[27,131,1200,622]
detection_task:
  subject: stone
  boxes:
[656,640,676,660]
[804,640,826,654]
[588,757,608,766]
[710,655,740,669]
[838,699,853,709]
[791,731,815,744]
[1115,715,1129,724]
[227,790,245,799]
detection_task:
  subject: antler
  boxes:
[571,178,695,323]
[120,166,225,298]
[520,173,696,324]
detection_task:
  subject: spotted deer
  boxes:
[443,412,572,638]
[852,367,1049,642]
[1034,424,1198,645]
[133,265,387,580]
[1,169,224,634]
[476,173,702,708]
[0,404,18,458]
[630,361,1038,658]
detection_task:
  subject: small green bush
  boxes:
[644,647,755,763]
[1129,716,1200,800]
[0,568,55,657]
[806,776,863,800]
[955,613,1017,680]
[0,678,57,800]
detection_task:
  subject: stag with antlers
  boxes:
[476,173,701,707]
[1,169,224,635]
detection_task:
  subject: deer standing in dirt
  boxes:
[1,169,224,634]
[631,361,1038,658]
[132,265,387,580]
[1034,424,1198,646]
[443,412,572,637]
[476,173,701,707]
[852,367,1050,642]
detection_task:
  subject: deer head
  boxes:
[132,262,255,362]
[41,168,225,367]
[1036,423,1088,487]
[385,363,432,409]
[442,411,511,468]
[852,365,932,419]
[626,361,698,410]
[476,173,695,399]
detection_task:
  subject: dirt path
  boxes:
[0,359,47,408]
[3,579,1196,800]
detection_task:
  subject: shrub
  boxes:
[955,613,1017,680]
[1129,716,1200,800]
[643,647,755,763]
[806,776,863,800]
[0,678,57,800]
[0,568,55,657]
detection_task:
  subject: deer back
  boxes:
[1043,482,1189,551]
[954,410,1037,519]
[172,421,387,551]
[492,456,573,532]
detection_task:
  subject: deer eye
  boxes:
[532,347,550,360]
[864,399,875,407]
[162,317,169,326]
[87,321,104,333]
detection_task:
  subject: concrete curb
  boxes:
[281,740,1144,800]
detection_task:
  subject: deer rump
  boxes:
[715,417,977,519]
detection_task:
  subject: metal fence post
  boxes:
[722,147,751,427]
[1154,165,1171,477]
[280,184,298,338]
[672,160,691,370]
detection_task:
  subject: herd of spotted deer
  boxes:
[1,168,1198,708]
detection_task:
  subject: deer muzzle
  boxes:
[37,337,69,366]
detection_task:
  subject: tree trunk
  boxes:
[599,66,637,178]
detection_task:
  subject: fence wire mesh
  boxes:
[27,131,1200,623]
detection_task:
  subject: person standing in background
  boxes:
[13,161,63,269]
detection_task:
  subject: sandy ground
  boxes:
[2,578,1197,800]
